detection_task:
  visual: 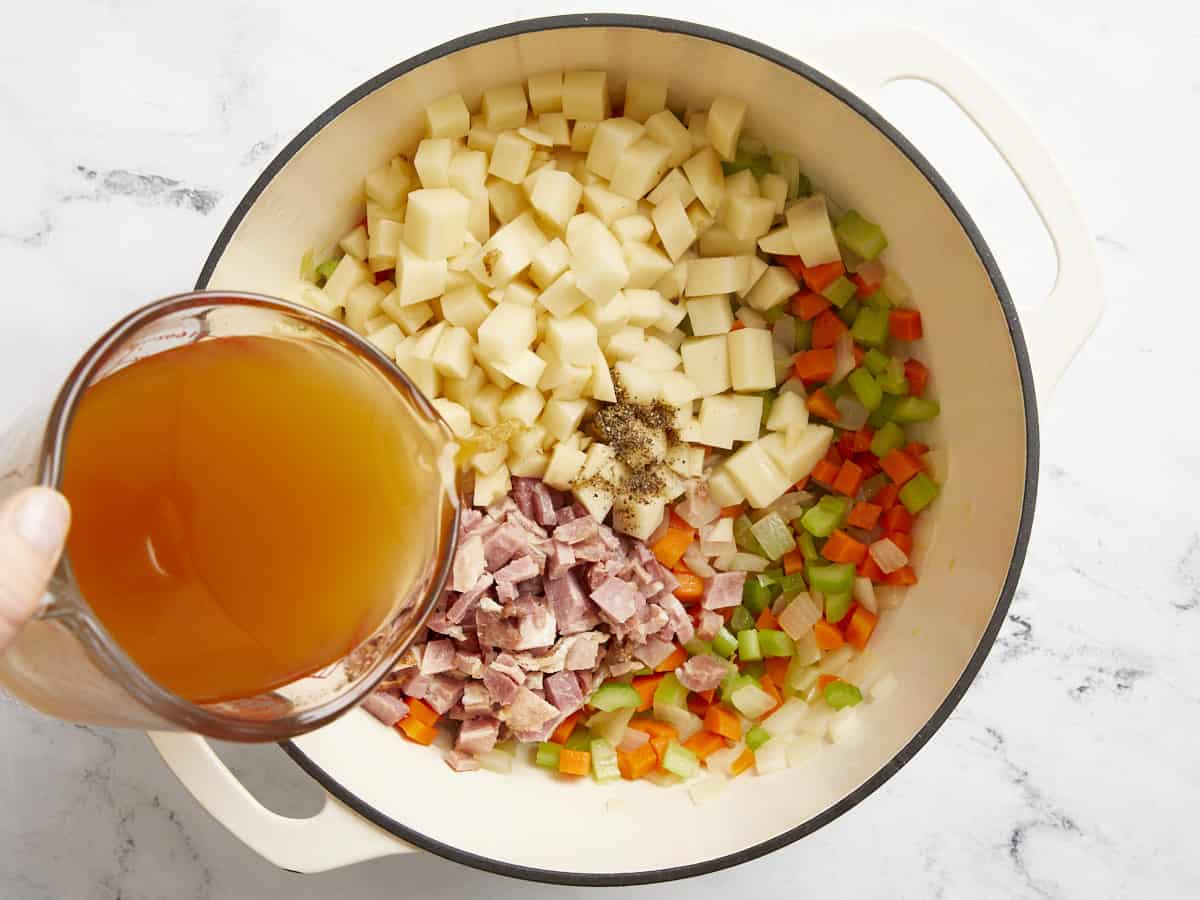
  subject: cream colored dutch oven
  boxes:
[149,14,1103,885]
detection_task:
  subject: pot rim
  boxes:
[196,12,1039,887]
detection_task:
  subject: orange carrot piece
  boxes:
[652,524,694,568]
[558,748,591,776]
[811,458,840,485]
[806,389,841,422]
[879,448,923,485]
[845,606,878,650]
[687,693,711,718]
[649,735,671,763]
[792,291,832,320]
[782,548,806,575]
[655,644,688,672]
[395,716,439,745]
[793,348,836,382]
[847,501,882,530]
[729,748,756,777]
[759,673,784,714]
[889,308,923,341]
[903,441,930,459]
[632,674,665,712]
[816,673,841,691]
[858,554,885,582]
[764,656,791,687]
[883,566,918,586]
[551,711,580,744]
[811,309,848,349]
[832,459,865,496]
[618,742,659,779]
[730,319,746,331]
[881,504,914,533]
[876,482,900,510]
[684,730,728,761]
[821,529,868,565]
[794,476,810,491]
[704,705,743,741]
[406,698,440,727]
[849,272,880,296]
[851,428,874,454]
[755,607,779,630]
[674,572,705,602]
[886,530,914,555]
[719,504,745,518]
[629,719,678,740]
[813,619,846,651]
[799,259,846,292]
[904,358,929,396]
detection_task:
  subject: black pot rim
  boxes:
[196,12,1039,888]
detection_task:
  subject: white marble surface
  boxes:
[2,0,1197,897]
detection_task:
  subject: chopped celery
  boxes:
[760,390,776,427]
[684,638,713,657]
[866,289,894,312]
[733,515,766,556]
[590,682,642,711]
[299,248,317,283]
[847,368,883,412]
[750,513,797,561]
[769,150,803,199]
[536,742,562,768]
[822,276,857,308]
[867,393,900,429]
[590,738,621,782]
[762,305,786,324]
[745,725,771,751]
[870,421,906,457]
[877,358,910,396]
[564,727,592,751]
[824,680,864,709]
[835,210,888,261]
[807,562,855,595]
[722,152,771,178]
[824,378,847,401]
[850,305,890,348]
[900,472,940,513]
[794,318,813,351]
[653,672,688,710]
[737,629,763,662]
[713,626,739,658]
[800,495,849,538]
[777,571,807,596]
[662,741,700,778]
[785,655,814,692]
[837,296,860,327]
[743,575,774,615]
[892,396,941,423]
[824,591,852,624]
[796,530,820,563]
[315,258,339,283]
[758,629,796,657]
[742,660,766,679]
[729,605,756,633]
[863,347,890,375]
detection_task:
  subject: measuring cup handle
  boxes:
[149,731,413,873]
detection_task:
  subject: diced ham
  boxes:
[452,533,487,592]
[444,749,481,772]
[495,555,541,585]
[695,609,724,641]
[482,666,521,705]
[402,672,433,700]
[633,638,676,669]
[545,572,599,635]
[461,682,492,716]
[608,659,643,677]
[362,692,409,726]
[565,633,604,670]
[455,716,500,755]
[546,540,576,580]
[701,572,747,610]
[455,651,485,678]
[483,522,527,570]
[447,576,494,623]
[544,670,585,714]
[591,576,641,623]
[675,654,732,693]
[505,687,560,733]
[507,507,549,540]
[524,671,544,690]
[574,537,609,562]
[556,505,579,525]
[424,675,466,715]
[640,604,670,637]
[647,559,680,593]
[425,610,467,641]
[420,639,457,675]
[656,592,695,644]
[460,508,484,531]
[554,514,599,545]
[512,599,557,651]
[491,653,524,682]
[531,482,558,526]
[511,477,538,522]
[475,607,520,649]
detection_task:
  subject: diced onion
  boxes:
[817,645,855,675]
[753,736,790,774]
[772,316,796,360]
[731,684,776,719]
[704,743,745,775]
[646,509,671,546]
[735,307,767,329]
[683,543,717,578]
[655,705,703,740]
[881,269,912,303]
[778,592,821,639]
[618,728,650,752]
[717,552,769,573]
[763,697,809,735]
[676,483,722,528]
[828,708,861,745]
[870,672,899,701]
[764,490,816,522]
[834,392,869,431]
[475,749,514,774]
[786,733,822,767]
[869,538,908,573]
[688,773,730,806]
[832,331,856,383]
[779,377,808,399]
[853,576,878,614]
[798,706,833,738]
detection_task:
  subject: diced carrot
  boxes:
[837,431,857,458]
[652,524,695,567]
[881,504,914,533]
[904,358,929,396]
[876,482,900,510]
[669,510,692,530]
[674,572,705,602]
[755,607,779,630]
[719,504,745,518]
[792,291,832,320]
[879,448,923,485]
[816,673,841,691]
[558,748,591,776]
[822,529,868,565]
[730,747,756,777]
[851,428,874,453]
[858,554,885,582]
[889,308,923,341]
[632,674,665,712]
[845,606,878,650]
[813,619,846,650]
[687,693,711,718]
[629,719,678,740]
[730,319,746,331]
[395,715,439,745]
[903,441,930,459]
[764,656,791,687]
[550,711,580,744]
[887,530,914,555]
[759,673,784,714]
[856,453,881,478]
[650,735,671,763]
[807,389,841,422]
[720,606,736,622]
[782,547,806,575]
[793,348,836,382]
[832,459,865,496]
[811,309,848,349]
[794,476,810,491]
[811,458,840,485]
[847,501,882,530]
[704,705,743,741]
[406,698,440,727]
[884,565,918,586]
[684,730,728,761]
[655,644,688,672]
[849,272,880,296]
[618,742,659,779]
[799,259,846,293]
[825,446,844,466]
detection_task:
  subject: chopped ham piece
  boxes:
[419,639,457,675]
[545,572,599,635]
[461,683,492,717]
[447,575,494,623]
[591,576,640,623]
[656,592,695,644]
[554,514,599,544]
[512,599,557,651]
[544,671,585,714]
[634,638,676,669]
[423,675,466,715]
[455,716,500,755]
[494,555,540,585]
[505,687,560,733]
[483,523,527,570]
[546,541,576,579]
[452,533,487,592]
[695,609,724,641]
[475,607,520,649]
[444,749,481,772]
[701,572,747,610]
[491,653,524,682]
[483,666,521,705]
[362,692,408,726]
[573,537,609,562]
[565,633,604,670]
[675,654,732,692]
[454,652,485,678]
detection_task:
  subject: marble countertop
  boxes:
[2,0,1196,897]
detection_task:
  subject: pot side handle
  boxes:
[818,27,1104,402]
[149,731,414,873]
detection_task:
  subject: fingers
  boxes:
[0,487,71,650]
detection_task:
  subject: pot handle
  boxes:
[818,27,1104,400]
[148,731,414,873]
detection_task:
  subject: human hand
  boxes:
[0,487,70,651]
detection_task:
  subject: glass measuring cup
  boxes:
[0,291,461,741]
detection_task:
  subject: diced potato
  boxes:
[725,195,777,241]
[687,294,735,336]
[468,123,498,153]
[381,293,433,333]
[410,321,448,360]
[634,337,682,371]
[706,96,748,161]
[470,444,508,475]
[659,370,701,405]
[509,450,548,479]
[545,314,599,363]
[498,384,546,425]
[338,225,368,261]
[728,327,778,392]
[405,189,469,260]
[394,244,448,306]
[431,398,472,437]
[765,390,809,432]
[612,215,654,244]
[492,349,548,388]
[651,195,697,262]
[623,242,674,290]
[586,118,645,180]
[344,282,385,334]
[656,297,688,332]
[482,83,529,131]
[438,282,490,334]
[723,169,759,199]
[530,169,583,233]
[323,254,370,305]
[395,351,442,399]
[414,138,453,188]
[538,113,571,146]
[610,138,671,200]
[584,292,631,337]
[368,218,404,271]
[590,348,617,402]
[737,256,769,298]
[686,201,716,239]
[366,321,403,356]
[518,126,554,147]
[364,157,415,209]
[623,289,663,328]
[528,71,564,114]
[478,355,514,390]
[540,398,588,442]
[447,149,489,195]
[698,226,759,258]
[548,363,593,401]
[297,285,341,317]
[664,443,691,477]
[760,173,788,215]
[697,395,740,449]
[444,365,487,405]
[646,167,697,208]
[425,93,470,140]
[680,334,731,396]
[543,442,587,490]
[562,71,610,121]
[489,131,535,184]
[759,425,834,482]
[758,223,803,255]
[686,256,750,297]
[786,194,841,265]
[510,425,547,459]
[472,211,548,287]
[725,439,793,508]
[729,393,764,442]
[476,301,536,366]
[614,496,667,542]
[581,184,637,225]
[538,270,591,318]
[474,463,511,507]
[430,325,473,379]
[466,189,491,244]
[566,213,629,303]
[707,465,745,506]
[654,256,689,300]
[643,110,692,168]
[569,120,600,153]
[623,78,668,123]
[745,265,800,312]
[502,280,538,307]
[468,383,505,427]
[606,324,645,362]
[687,111,709,149]
[682,147,725,215]
[529,238,570,289]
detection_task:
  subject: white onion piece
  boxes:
[718,552,769,573]
[834,393,869,431]
[810,591,825,617]
[778,592,821,639]
[618,728,650,752]
[786,733,822,767]
[772,316,796,359]
[688,774,730,806]
[646,509,671,546]
[753,736,790,774]
[763,697,809,735]
[779,377,808,399]
[869,538,909,573]
[881,269,912,303]
[817,645,855,676]
[676,482,722,528]
[832,330,856,383]
[731,684,776,719]
[735,307,767,329]
[829,708,862,745]
[655,705,702,740]
[870,671,899,701]
[764,490,816,521]
[475,749,514,774]
[704,743,745,776]
[683,543,717,578]
[853,576,878,614]
[852,258,886,284]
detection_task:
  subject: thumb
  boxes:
[0,487,71,651]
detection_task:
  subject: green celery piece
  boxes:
[824,378,848,401]
[851,305,891,348]
[824,591,852,623]
[865,288,894,311]
[878,358,910,396]
[299,248,317,283]
[785,655,813,692]
[590,738,621,782]
[712,626,739,658]
[863,347,890,375]
[807,562,855,595]
[564,727,592,751]
[315,258,339,283]
[750,512,797,561]
[822,276,857,308]
[824,680,864,709]
[800,495,849,538]
[535,742,562,768]
[729,605,756,633]
[742,660,766,679]
[590,682,642,711]
[722,672,758,702]
[762,304,785,324]
[870,421,906,457]
[796,530,821,562]
[741,579,769,616]
[777,571,807,596]
[900,472,940,513]
[745,725,771,751]
[737,629,763,662]
[837,296,860,327]
[684,638,713,657]
[758,629,796,657]
[733,515,766,556]
[760,390,776,427]
[662,741,700,778]
[867,393,900,429]
[835,210,888,261]
[653,672,688,709]
[847,368,883,412]
[794,318,813,351]
[769,150,803,199]
[892,396,941,423]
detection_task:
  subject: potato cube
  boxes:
[706,96,748,161]
[323,254,370,306]
[537,112,571,146]
[394,243,447,306]
[706,465,746,506]
[542,361,592,400]
[624,289,663,328]
[584,292,631,336]
[562,71,610,121]
[444,365,487,405]
[680,334,731,396]
[368,218,404,271]
[698,225,758,258]
[545,314,599,363]
[614,361,659,403]
[518,126,554,147]
[698,395,741,449]
[338,225,368,262]
[745,265,800,312]
[477,301,537,364]
[530,169,583,233]
[760,173,788,215]
[581,184,637,225]
[538,270,591,318]
[487,177,529,225]
[731,393,765,442]
[651,195,698,263]
[431,398,472,437]
[786,194,841,265]
[623,242,673,289]
[658,371,700,406]
[474,463,511,507]
[492,349,547,388]
[413,138,453,189]
[758,223,803,256]
[605,325,645,362]
[478,356,514,390]
[760,425,834,482]
[612,215,654,245]
[586,118,645,180]
[529,238,570,289]
[468,122,498,153]
[610,137,671,200]
[687,111,709,149]
[724,169,760,199]
[682,147,725,215]
[541,398,588,442]
[686,201,716,239]
[737,256,769,298]
[448,149,489,195]
[341,281,384,335]
[590,349,617,402]
[425,92,470,139]
[410,321,448,360]
[725,194,777,241]
[528,71,564,114]
[614,495,667,541]
[686,256,749,297]
[405,188,469,260]
[633,336,681,371]
[687,294,734,336]
[470,444,508,475]
[468,383,505,427]
[509,450,549,479]
[430,326,473,379]
[395,351,441,400]
[382,294,434,334]
[623,78,668,123]
[656,297,688,332]
[655,256,689,300]
[566,213,629,303]
[297,285,340,319]
[725,439,792,508]
[489,131,535,184]
[472,212,548,287]
[502,280,538,307]
[543,442,587,490]
[644,110,693,168]
[482,83,528,131]
[765,390,809,432]
[439,283,491,334]
[646,168,696,209]
[569,120,600,153]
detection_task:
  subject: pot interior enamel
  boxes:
[199,19,1033,883]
